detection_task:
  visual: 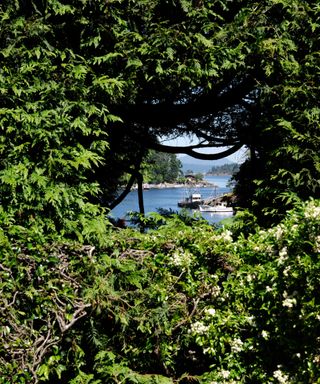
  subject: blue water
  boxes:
[110,175,233,224]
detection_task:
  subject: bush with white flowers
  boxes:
[1,200,319,383]
[189,199,320,383]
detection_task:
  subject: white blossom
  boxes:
[190,321,210,335]
[314,235,320,253]
[218,230,233,242]
[273,368,289,383]
[266,245,274,254]
[205,308,216,316]
[282,297,297,308]
[261,330,269,339]
[171,250,184,266]
[211,285,221,298]
[170,249,192,268]
[313,355,320,363]
[277,247,288,264]
[304,205,320,220]
[283,266,291,277]
[220,369,230,379]
[230,338,243,353]
[279,247,288,257]
[266,285,273,292]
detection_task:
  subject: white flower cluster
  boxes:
[220,369,230,379]
[277,247,288,265]
[273,367,289,383]
[313,355,320,364]
[170,249,192,269]
[211,285,221,298]
[283,266,291,277]
[261,330,269,339]
[205,307,216,316]
[314,235,320,253]
[282,291,297,308]
[230,337,243,353]
[190,321,210,335]
[211,372,238,384]
[304,204,320,220]
[254,244,274,255]
[217,229,233,243]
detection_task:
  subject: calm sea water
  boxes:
[110,175,233,224]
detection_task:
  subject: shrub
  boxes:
[191,199,320,383]
[1,200,319,383]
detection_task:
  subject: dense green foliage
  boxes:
[231,0,320,221]
[0,1,320,383]
[1,0,319,220]
[143,152,182,184]
[0,0,115,238]
[98,0,320,222]
[1,201,319,383]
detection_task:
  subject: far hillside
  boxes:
[207,163,240,176]
[179,155,232,174]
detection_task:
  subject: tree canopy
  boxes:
[0,0,319,224]
[1,1,320,382]
[143,151,183,184]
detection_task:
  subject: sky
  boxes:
[160,135,247,164]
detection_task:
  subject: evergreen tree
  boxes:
[1,0,319,225]
[143,151,182,184]
[0,0,114,239]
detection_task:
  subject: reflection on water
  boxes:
[110,175,233,224]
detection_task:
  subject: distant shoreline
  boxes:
[206,173,233,176]
[132,180,217,190]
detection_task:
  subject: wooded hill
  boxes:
[207,163,240,176]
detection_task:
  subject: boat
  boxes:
[178,193,203,209]
[199,202,233,213]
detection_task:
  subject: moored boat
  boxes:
[199,202,233,213]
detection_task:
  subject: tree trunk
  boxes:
[137,173,145,232]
